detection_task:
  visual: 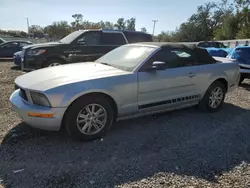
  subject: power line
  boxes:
[152,20,158,36]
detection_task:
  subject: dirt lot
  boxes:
[0,62,250,188]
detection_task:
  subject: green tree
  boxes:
[140,27,147,33]
[188,2,217,41]
[71,14,84,30]
[156,31,176,42]
[213,0,237,40]
[235,0,250,38]
[114,18,126,30]
[44,21,71,38]
[126,18,136,31]
[214,15,239,40]
[97,21,114,29]
[28,25,44,34]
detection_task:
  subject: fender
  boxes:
[65,89,119,108]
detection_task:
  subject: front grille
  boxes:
[19,88,28,101]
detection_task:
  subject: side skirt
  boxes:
[116,102,199,121]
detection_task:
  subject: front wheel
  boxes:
[64,95,114,141]
[43,59,62,68]
[198,81,226,112]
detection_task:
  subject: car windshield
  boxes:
[59,30,84,44]
[95,45,156,71]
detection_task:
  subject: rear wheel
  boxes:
[64,95,114,141]
[198,81,226,112]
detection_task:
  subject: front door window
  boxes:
[76,32,101,45]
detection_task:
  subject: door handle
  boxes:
[188,72,196,77]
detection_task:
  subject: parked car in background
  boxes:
[198,41,233,57]
[20,29,153,71]
[197,41,227,48]
[226,46,250,83]
[206,47,228,57]
[13,51,22,66]
[0,41,32,58]
[10,42,240,141]
[0,38,6,44]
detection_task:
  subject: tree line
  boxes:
[0,0,249,42]
[0,16,137,39]
[156,0,250,42]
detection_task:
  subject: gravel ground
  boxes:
[0,62,250,188]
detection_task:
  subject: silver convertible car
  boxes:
[10,42,240,141]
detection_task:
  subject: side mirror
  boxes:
[145,61,167,71]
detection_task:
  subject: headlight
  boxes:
[27,49,46,56]
[30,92,51,107]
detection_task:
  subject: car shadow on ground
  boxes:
[10,66,21,71]
[10,65,30,73]
[1,103,250,187]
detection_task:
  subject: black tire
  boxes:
[64,95,114,141]
[198,81,226,112]
[42,59,63,68]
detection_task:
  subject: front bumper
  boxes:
[9,90,67,131]
[13,56,21,66]
[22,55,43,71]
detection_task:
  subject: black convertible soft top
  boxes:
[137,42,217,64]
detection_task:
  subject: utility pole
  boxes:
[25,18,30,34]
[152,20,158,36]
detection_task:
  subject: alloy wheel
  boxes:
[209,87,224,108]
[76,104,107,135]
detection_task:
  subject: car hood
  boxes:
[23,42,62,50]
[15,62,129,91]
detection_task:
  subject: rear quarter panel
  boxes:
[213,57,240,91]
[193,59,239,97]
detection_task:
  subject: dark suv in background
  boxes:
[21,29,153,71]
